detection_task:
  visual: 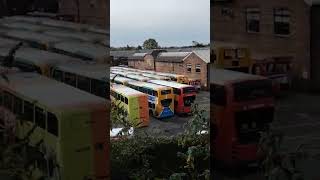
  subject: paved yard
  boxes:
[137,90,210,136]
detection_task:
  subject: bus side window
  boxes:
[47,112,58,137]
[13,96,23,115]
[53,69,63,82]
[64,72,77,87]
[153,91,158,97]
[211,84,226,106]
[3,92,13,110]
[35,107,46,129]
[91,79,107,98]
[173,88,181,95]
[24,101,34,123]
[77,75,90,92]
[125,97,128,104]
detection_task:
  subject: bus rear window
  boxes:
[183,87,196,94]
[161,89,171,95]
[233,80,273,102]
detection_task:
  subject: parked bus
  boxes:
[126,74,151,82]
[188,78,201,92]
[211,67,274,167]
[111,76,132,85]
[148,80,196,114]
[155,72,189,84]
[212,41,253,73]
[0,72,109,179]
[51,62,109,99]
[141,73,170,80]
[110,84,149,127]
[252,58,292,92]
[126,81,174,118]
[0,47,80,76]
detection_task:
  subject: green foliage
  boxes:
[258,131,306,180]
[143,38,159,49]
[110,103,210,179]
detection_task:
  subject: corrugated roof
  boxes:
[4,30,63,45]
[156,52,191,62]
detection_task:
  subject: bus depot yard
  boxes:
[110,66,210,136]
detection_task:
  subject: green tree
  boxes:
[143,39,159,49]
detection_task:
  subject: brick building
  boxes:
[58,0,109,28]
[212,0,313,88]
[128,49,210,88]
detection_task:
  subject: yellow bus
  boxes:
[0,72,109,179]
[51,62,109,99]
[110,84,149,127]
[155,72,189,84]
[212,41,253,73]
[126,80,174,118]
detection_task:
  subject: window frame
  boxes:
[195,64,201,73]
[186,63,192,73]
[274,8,291,36]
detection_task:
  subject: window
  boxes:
[161,89,171,95]
[125,97,128,104]
[47,112,58,136]
[35,107,46,129]
[173,88,181,95]
[24,101,34,122]
[211,84,226,106]
[77,76,90,92]
[91,79,107,98]
[187,64,192,73]
[53,70,63,82]
[64,72,76,87]
[274,8,290,35]
[196,64,201,73]
[3,92,13,110]
[246,8,260,33]
[13,96,23,115]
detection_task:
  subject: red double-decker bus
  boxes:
[148,80,196,114]
[211,67,274,167]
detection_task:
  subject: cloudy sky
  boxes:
[111,0,210,47]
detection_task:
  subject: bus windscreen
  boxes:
[183,87,196,94]
[233,80,273,101]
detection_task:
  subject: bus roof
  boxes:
[0,47,80,66]
[155,72,184,78]
[111,76,133,83]
[111,84,147,97]
[56,62,109,81]
[148,80,192,89]
[126,74,150,81]
[43,30,106,43]
[52,41,108,60]
[0,73,106,110]
[0,37,19,48]
[127,80,171,90]
[142,73,169,80]
[3,30,63,45]
[210,67,266,85]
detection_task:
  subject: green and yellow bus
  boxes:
[126,81,174,118]
[212,41,253,73]
[110,84,149,127]
[0,72,109,179]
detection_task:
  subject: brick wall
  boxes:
[212,0,310,80]
[127,52,209,88]
[59,0,108,28]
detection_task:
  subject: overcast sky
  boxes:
[111,0,210,47]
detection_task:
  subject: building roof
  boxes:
[0,73,106,111]
[193,49,210,63]
[156,52,191,62]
